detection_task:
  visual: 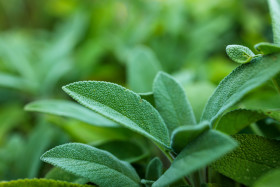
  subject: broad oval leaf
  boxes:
[152,130,237,187]
[254,42,280,55]
[226,45,255,64]
[201,54,280,126]
[25,99,118,127]
[171,122,210,153]
[41,143,141,187]
[153,72,196,133]
[211,134,280,186]
[145,157,163,181]
[63,81,170,149]
[215,109,266,135]
[0,178,91,187]
[253,168,280,187]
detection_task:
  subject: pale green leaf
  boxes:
[25,99,118,127]
[254,42,280,55]
[215,109,266,135]
[171,122,210,153]
[153,72,196,133]
[127,46,162,93]
[253,168,280,187]
[201,54,280,126]
[41,143,141,187]
[226,45,255,64]
[0,179,91,187]
[211,134,280,186]
[45,167,88,184]
[63,81,170,148]
[153,130,237,187]
[145,157,163,181]
[269,0,280,44]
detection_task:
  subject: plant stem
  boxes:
[250,123,264,136]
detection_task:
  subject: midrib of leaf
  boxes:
[47,157,139,185]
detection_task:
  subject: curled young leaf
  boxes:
[226,45,255,63]
[254,42,280,55]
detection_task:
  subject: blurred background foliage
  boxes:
[0,0,276,182]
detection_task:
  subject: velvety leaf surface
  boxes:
[145,157,163,181]
[269,0,280,44]
[211,134,280,186]
[153,130,237,187]
[253,168,280,187]
[25,99,118,127]
[153,72,196,133]
[201,54,280,125]
[215,109,266,135]
[41,143,141,187]
[0,179,91,187]
[171,122,210,153]
[45,167,88,184]
[63,81,170,148]
[254,42,280,55]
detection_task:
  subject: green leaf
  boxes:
[0,73,29,91]
[201,54,280,126]
[45,167,88,184]
[63,81,170,149]
[226,45,255,64]
[41,143,141,187]
[153,72,196,133]
[215,109,266,135]
[153,130,237,187]
[127,46,162,92]
[96,140,148,163]
[145,157,163,181]
[269,0,280,44]
[0,179,91,187]
[211,134,280,186]
[254,42,280,55]
[171,122,210,153]
[253,168,280,187]
[25,99,118,127]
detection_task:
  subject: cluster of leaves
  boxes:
[1,0,280,187]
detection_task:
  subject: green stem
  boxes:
[250,123,264,136]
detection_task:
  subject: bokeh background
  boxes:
[0,0,274,181]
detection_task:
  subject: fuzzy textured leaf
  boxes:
[145,157,163,181]
[226,45,255,64]
[153,130,237,187]
[211,134,280,186]
[153,72,196,133]
[63,81,170,148]
[254,42,280,55]
[201,54,280,125]
[0,179,91,187]
[25,99,118,127]
[41,143,140,187]
[215,109,266,135]
[171,122,210,153]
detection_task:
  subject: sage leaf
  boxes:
[215,109,266,135]
[63,81,170,148]
[153,72,196,133]
[127,46,162,93]
[253,168,280,187]
[211,134,280,186]
[25,99,118,127]
[226,45,255,64]
[153,130,237,187]
[201,54,280,126]
[269,0,280,44]
[41,143,141,187]
[0,179,91,187]
[171,122,210,153]
[254,42,280,55]
[145,157,163,181]
[45,167,88,184]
